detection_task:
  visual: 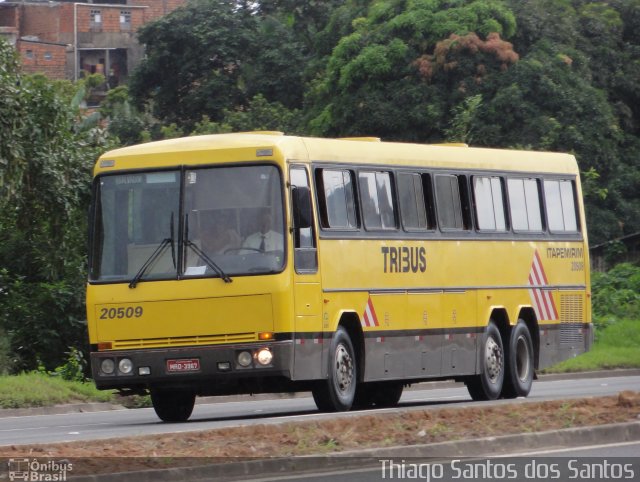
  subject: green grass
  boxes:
[545,318,640,373]
[0,372,114,409]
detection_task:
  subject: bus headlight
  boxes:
[101,358,115,374]
[255,348,273,366]
[118,358,133,374]
[237,351,252,367]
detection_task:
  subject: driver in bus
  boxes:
[200,212,241,255]
[242,209,283,252]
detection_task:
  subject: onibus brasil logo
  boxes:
[7,458,73,481]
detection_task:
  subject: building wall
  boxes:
[0,5,19,45]
[130,0,185,22]
[0,4,20,28]
[18,41,68,79]
[21,4,62,43]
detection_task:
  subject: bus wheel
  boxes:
[312,327,357,412]
[150,390,196,422]
[502,320,534,398]
[465,321,504,401]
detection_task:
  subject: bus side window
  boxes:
[290,166,317,273]
[507,178,543,232]
[358,171,396,230]
[473,176,507,232]
[317,169,358,229]
[435,174,471,231]
[397,172,435,231]
[544,179,578,232]
[290,167,315,249]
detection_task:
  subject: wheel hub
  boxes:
[334,344,354,393]
[485,337,503,383]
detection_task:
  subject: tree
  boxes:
[469,42,623,243]
[0,41,27,202]
[305,0,517,140]
[190,94,302,134]
[0,39,113,371]
[130,0,259,127]
[130,0,310,130]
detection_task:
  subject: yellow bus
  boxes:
[87,133,592,421]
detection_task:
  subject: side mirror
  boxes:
[292,186,312,229]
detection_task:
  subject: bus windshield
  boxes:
[90,165,285,283]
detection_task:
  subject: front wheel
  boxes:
[502,320,534,398]
[312,327,357,412]
[150,390,196,422]
[465,321,504,401]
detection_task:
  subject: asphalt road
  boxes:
[0,374,638,447]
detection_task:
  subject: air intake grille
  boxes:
[112,332,256,349]
[560,294,584,346]
[560,294,583,323]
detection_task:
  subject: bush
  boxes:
[591,263,640,322]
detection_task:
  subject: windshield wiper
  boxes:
[129,213,176,289]
[184,214,233,283]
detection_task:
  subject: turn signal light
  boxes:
[98,342,113,351]
[258,332,274,341]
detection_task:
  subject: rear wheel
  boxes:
[312,327,357,412]
[465,321,504,401]
[150,390,196,422]
[502,320,534,398]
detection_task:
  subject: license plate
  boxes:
[166,358,200,372]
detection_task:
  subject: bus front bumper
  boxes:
[90,341,292,391]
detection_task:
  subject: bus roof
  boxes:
[95,133,579,176]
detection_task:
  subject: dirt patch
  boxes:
[2,392,639,475]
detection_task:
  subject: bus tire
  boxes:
[312,327,357,412]
[465,321,504,401]
[150,390,196,422]
[502,320,534,398]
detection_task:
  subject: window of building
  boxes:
[544,179,578,232]
[120,10,131,30]
[318,169,358,229]
[43,52,52,61]
[90,10,102,27]
[25,50,34,60]
[473,176,507,231]
[507,178,543,232]
[435,174,470,230]
[358,171,396,230]
[397,172,434,231]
